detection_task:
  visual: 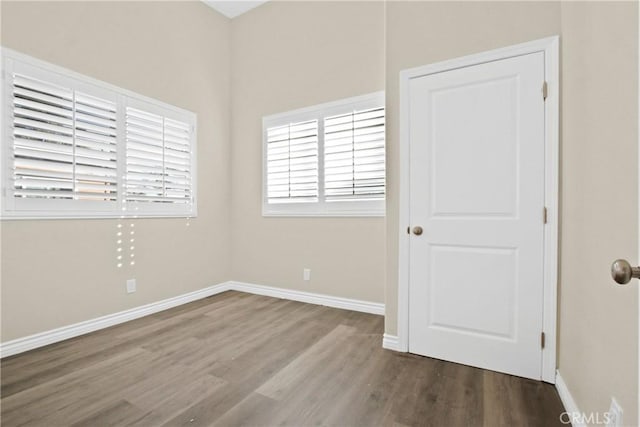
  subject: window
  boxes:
[263,92,385,216]
[1,48,197,219]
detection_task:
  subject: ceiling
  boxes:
[202,0,270,19]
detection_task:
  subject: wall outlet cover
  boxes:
[126,279,137,294]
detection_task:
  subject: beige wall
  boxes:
[385,0,638,423]
[559,1,638,423]
[229,1,386,303]
[0,1,232,341]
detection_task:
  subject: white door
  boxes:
[408,52,546,380]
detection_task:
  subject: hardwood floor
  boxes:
[1,291,565,426]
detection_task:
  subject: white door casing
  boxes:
[397,37,559,383]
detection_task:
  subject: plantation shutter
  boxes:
[125,104,194,212]
[12,73,75,200]
[11,72,118,205]
[323,107,385,201]
[73,92,118,201]
[2,49,198,218]
[125,107,164,203]
[266,120,318,204]
[163,118,192,204]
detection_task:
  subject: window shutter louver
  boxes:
[125,107,165,203]
[324,107,385,201]
[12,73,75,200]
[73,92,118,201]
[266,120,318,204]
[11,73,118,202]
[163,118,192,204]
[125,106,194,210]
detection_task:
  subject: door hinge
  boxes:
[543,206,548,224]
[542,81,548,100]
[407,226,410,234]
[541,332,546,349]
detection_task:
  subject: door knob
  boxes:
[412,226,423,236]
[611,259,640,285]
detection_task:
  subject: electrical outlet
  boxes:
[303,268,311,281]
[126,279,136,294]
[608,398,623,427]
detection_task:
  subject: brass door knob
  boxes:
[611,259,640,285]
[412,226,423,236]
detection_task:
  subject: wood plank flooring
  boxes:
[1,291,565,426]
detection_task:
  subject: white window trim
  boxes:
[0,47,198,220]
[262,91,385,217]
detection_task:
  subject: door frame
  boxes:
[397,36,560,383]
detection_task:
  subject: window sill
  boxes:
[1,212,197,220]
[262,199,385,218]
[262,213,385,218]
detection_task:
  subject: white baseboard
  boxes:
[227,281,385,315]
[556,370,586,427]
[382,333,402,351]
[1,281,384,358]
[0,282,232,359]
